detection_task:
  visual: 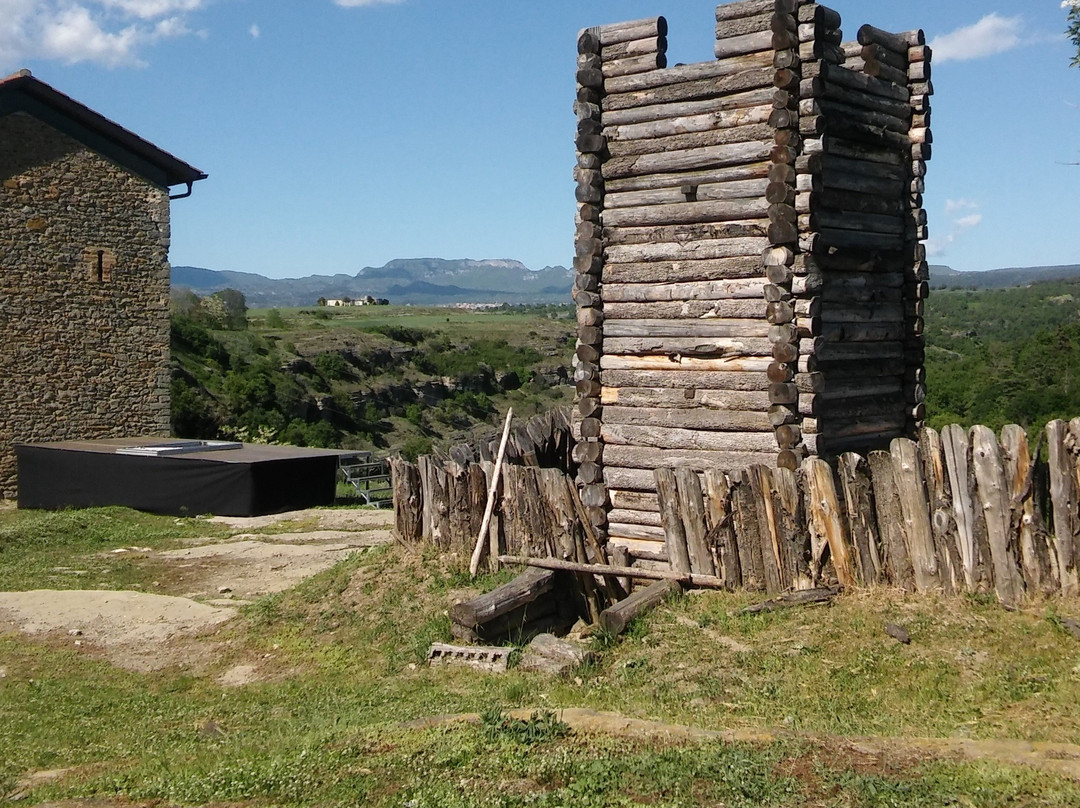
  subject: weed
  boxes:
[480,706,570,745]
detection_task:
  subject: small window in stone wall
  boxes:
[85,247,116,282]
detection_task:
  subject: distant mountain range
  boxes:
[171,258,1080,307]
[171,258,573,307]
[930,263,1080,289]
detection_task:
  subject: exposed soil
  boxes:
[207,507,393,531]
[0,507,393,672]
[155,539,366,600]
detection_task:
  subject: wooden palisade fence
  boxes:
[388,409,576,564]
[392,418,1080,609]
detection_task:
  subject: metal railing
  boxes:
[338,452,392,507]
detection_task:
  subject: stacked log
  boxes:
[764,0,806,470]
[788,14,931,458]
[570,5,936,565]
[579,8,786,560]
[903,34,932,436]
[573,19,667,546]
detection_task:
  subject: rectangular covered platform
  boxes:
[15,437,349,516]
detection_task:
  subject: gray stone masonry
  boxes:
[0,111,172,498]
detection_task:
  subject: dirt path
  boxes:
[413,707,1080,782]
[0,507,393,672]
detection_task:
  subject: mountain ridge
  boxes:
[172,258,572,307]
[171,259,1080,307]
[929,263,1080,289]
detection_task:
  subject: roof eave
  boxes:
[0,72,207,191]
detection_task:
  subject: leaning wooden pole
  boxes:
[469,408,514,577]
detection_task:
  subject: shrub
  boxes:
[405,403,425,426]
[313,351,350,381]
[171,315,230,368]
[400,435,432,462]
[170,377,219,438]
[279,419,338,448]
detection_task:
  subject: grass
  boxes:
[0,506,229,592]
[3,506,1080,805]
[247,304,575,355]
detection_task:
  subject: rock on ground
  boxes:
[517,633,593,675]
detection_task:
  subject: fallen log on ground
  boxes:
[450,567,577,643]
[739,586,842,614]
[599,579,683,635]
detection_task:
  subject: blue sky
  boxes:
[4,1,1079,278]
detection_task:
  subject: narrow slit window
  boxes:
[87,247,115,282]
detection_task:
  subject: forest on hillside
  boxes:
[169,293,575,459]
[169,279,1080,458]
[923,280,1080,433]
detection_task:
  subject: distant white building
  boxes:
[321,296,387,307]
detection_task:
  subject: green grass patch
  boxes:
[0,507,228,591]
[4,508,1080,805]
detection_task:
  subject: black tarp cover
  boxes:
[15,438,346,516]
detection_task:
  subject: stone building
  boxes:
[0,69,206,498]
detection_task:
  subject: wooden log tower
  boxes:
[572,1,932,560]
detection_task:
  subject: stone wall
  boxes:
[0,111,172,498]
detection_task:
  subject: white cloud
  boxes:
[98,0,204,20]
[333,0,405,7]
[0,0,207,68]
[944,198,978,215]
[926,201,984,257]
[929,13,1025,63]
[249,23,259,39]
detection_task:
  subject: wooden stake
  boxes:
[802,457,857,587]
[941,424,977,591]
[470,408,514,577]
[970,425,1024,606]
[890,438,941,593]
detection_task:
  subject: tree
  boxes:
[171,288,200,318]
[210,288,248,330]
[1067,0,1080,66]
[264,308,286,328]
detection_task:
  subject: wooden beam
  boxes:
[498,554,728,589]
